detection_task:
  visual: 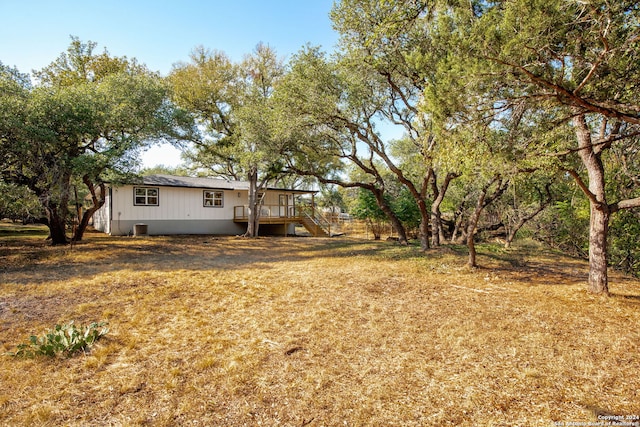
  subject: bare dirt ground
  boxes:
[1,226,639,426]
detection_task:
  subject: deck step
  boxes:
[301,216,330,237]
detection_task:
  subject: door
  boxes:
[279,194,288,217]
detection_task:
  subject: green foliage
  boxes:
[0,182,44,223]
[274,46,352,179]
[609,211,640,278]
[1,37,183,244]
[532,199,589,259]
[317,186,347,214]
[9,321,109,358]
[349,188,388,239]
[169,44,287,179]
[169,43,291,236]
[141,165,191,177]
[391,187,422,234]
[350,188,387,222]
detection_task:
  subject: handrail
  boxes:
[233,204,333,236]
[304,211,331,229]
[299,206,332,236]
[234,204,301,220]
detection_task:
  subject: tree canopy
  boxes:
[169,43,291,237]
[0,37,183,244]
[328,0,640,293]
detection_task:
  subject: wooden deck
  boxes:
[233,205,330,237]
[233,205,300,222]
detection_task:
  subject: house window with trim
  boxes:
[204,190,224,207]
[134,187,159,206]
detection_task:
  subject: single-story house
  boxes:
[92,174,327,236]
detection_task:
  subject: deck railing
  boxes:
[233,204,338,236]
[233,204,301,220]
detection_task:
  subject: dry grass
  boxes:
[1,223,639,426]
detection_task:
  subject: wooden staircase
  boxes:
[300,213,330,237]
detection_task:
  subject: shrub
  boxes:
[8,321,109,358]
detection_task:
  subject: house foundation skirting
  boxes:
[107,219,246,236]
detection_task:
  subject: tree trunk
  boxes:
[371,187,408,245]
[504,184,551,248]
[73,178,106,242]
[36,176,71,246]
[572,113,610,295]
[244,168,260,238]
[431,172,459,247]
[16,165,71,245]
[431,209,442,247]
[504,217,526,248]
[406,194,429,249]
[379,161,428,248]
[466,176,508,268]
[43,199,69,245]
[369,219,382,240]
[450,194,468,244]
[588,204,610,295]
[505,210,542,248]
[466,190,486,268]
[419,215,430,250]
[451,214,464,244]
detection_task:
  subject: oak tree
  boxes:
[1,38,176,244]
[374,0,640,293]
[169,44,288,237]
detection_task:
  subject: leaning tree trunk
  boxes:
[504,209,545,248]
[379,160,428,248]
[504,184,552,248]
[466,176,508,268]
[371,187,408,245]
[73,178,106,242]
[431,172,459,247]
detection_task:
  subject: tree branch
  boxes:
[565,168,599,205]
[488,56,640,125]
[573,36,609,95]
[551,130,640,157]
[610,197,640,214]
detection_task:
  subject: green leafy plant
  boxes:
[9,321,109,358]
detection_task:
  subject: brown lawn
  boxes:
[1,224,639,426]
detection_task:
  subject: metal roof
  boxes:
[141,174,238,189]
[138,174,315,193]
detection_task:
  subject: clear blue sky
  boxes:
[1,1,340,168]
[1,0,338,75]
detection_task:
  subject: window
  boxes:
[204,190,224,207]
[134,187,159,206]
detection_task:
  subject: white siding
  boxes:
[92,183,302,236]
[92,190,111,233]
[112,185,237,221]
